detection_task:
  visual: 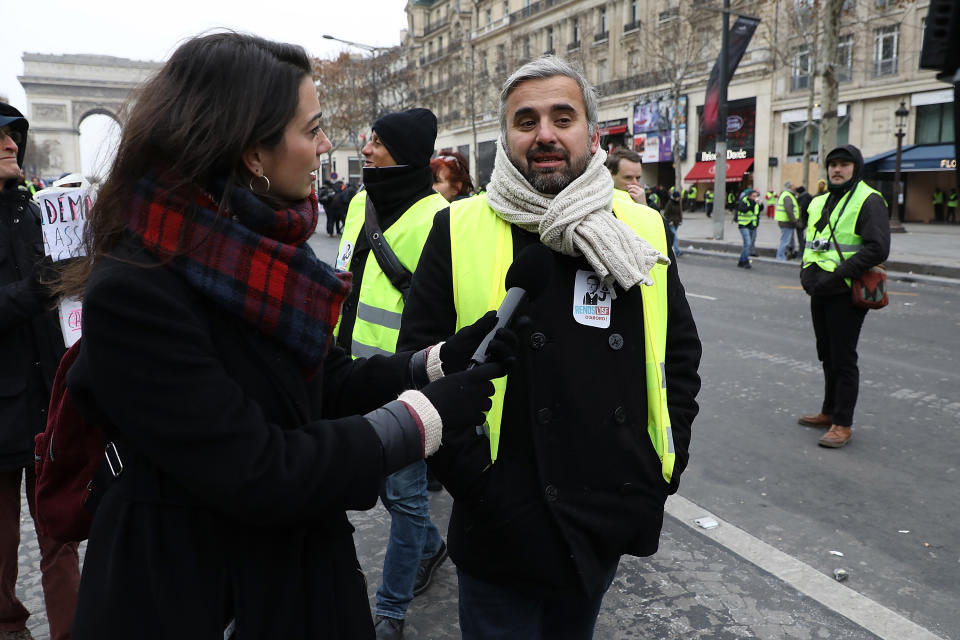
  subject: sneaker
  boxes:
[374,615,404,640]
[818,425,852,448]
[798,412,832,428]
[413,541,448,596]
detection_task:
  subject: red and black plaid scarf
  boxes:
[127,172,352,375]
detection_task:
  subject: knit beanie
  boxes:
[372,108,437,169]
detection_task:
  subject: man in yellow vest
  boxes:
[765,189,777,218]
[604,146,646,205]
[334,108,451,640]
[946,188,957,223]
[932,187,944,222]
[397,57,702,639]
[799,144,890,448]
[775,180,800,260]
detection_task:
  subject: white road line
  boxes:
[666,495,946,640]
[687,293,718,301]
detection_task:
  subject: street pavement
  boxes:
[11,218,960,640]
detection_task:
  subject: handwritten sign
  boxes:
[58,296,83,347]
[38,187,93,261]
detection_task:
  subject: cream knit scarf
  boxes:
[486,141,669,292]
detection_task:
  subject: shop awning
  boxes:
[863,143,956,173]
[684,158,754,183]
[599,124,628,136]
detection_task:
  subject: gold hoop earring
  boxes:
[249,174,271,194]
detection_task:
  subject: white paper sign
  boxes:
[58,296,83,347]
[37,187,92,262]
[572,270,612,328]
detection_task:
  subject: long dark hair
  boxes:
[59,31,311,298]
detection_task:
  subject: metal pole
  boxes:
[892,128,905,232]
[711,0,730,239]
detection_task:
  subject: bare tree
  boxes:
[641,5,719,190]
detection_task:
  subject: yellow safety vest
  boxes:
[334,189,449,358]
[737,199,760,226]
[447,194,676,484]
[803,181,881,286]
[775,190,799,223]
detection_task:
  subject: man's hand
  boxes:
[625,184,646,205]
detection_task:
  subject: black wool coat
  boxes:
[67,239,419,640]
[0,188,65,471]
[398,209,702,599]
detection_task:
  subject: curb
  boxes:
[681,239,960,285]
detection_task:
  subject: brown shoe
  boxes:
[798,412,832,428]
[818,425,852,448]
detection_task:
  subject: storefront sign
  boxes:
[699,149,749,161]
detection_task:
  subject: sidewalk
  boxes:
[675,208,960,281]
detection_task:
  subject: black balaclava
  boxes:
[824,144,864,195]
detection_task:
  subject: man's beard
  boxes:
[507,143,592,195]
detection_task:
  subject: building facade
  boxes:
[403,0,953,222]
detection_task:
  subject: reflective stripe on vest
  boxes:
[803,181,880,284]
[448,194,676,483]
[334,189,449,357]
[775,190,799,222]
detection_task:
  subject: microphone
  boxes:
[468,243,555,367]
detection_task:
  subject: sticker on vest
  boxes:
[572,270,611,328]
[335,241,353,271]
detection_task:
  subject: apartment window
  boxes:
[792,46,811,90]
[599,7,607,34]
[503,0,509,18]
[546,26,554,53]
[916,103,955,144]
[572,18,579,43]
[523,36,531,59]
[486,8,492,24]
[873,25,898,76]
[496,43,506,70]
[787,116,850,156]
[629,0,638,24]
[836,34,853,82]
[438,36,443,53]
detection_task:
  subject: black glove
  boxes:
[439,311,520,374]
[421,362,503,435]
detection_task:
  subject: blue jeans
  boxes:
[776,226,796,260]
[669,223,681,256]
[375,460,443,619]
[457,564,618,640]
[739,226,756,264]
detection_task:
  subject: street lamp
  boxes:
[891,99,909,233]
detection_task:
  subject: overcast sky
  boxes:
[2,0,410,176]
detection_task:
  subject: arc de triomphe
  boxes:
[17,53,160,179]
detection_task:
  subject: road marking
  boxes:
[890,291,920,296]
[776,285,804,290]
[666,495,946,640]
[687,293,718,300]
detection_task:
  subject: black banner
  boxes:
[702,16,760,137]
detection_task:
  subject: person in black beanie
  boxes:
[333,108,451,640]
[798,144,890,449]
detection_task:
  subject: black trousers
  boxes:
[810,292,868,426]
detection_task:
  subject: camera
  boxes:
[810,238,830,252]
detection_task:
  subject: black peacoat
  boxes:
[398,209,702,599]
[0,188,65,471]
[67,239,422,639]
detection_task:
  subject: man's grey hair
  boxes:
[783,180,793,190]
[498,56,599,141]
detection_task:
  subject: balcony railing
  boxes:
[593,31,609,43]
[567,40,581,51]
[470,15,509,40]
[508,0,574,25]
[623,21,640,33]
[595,70,666,97]
[422,18,449,36]
[658,7,679,24]
[791,74,810,90]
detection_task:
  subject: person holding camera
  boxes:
[798,145,890,448]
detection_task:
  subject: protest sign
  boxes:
[58,297,83,348]
[37,187,92,261]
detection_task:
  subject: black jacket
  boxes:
[398,208,702,599]
[67,239,425,639]
[801,145,891,297]
[0,187,65,471]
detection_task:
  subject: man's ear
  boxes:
[241,146,264,177]
[589,128,601,154]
